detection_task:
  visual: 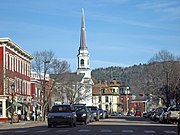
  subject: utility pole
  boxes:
[42,61,50,121]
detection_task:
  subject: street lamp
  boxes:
[10,82,15,124]
[42,60,50,121]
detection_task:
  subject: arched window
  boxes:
[80,59,84,66]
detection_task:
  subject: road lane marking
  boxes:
[101,129,112,132]
[78,129,91,132]
[15,130,28,133]
[56,130,69,132]
[122,130,134,133]
[0,131,9,134]
[164,130,177,134]
[144,130,156,134]
[36,130,49,133]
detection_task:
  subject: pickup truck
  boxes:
[166,105,180,123]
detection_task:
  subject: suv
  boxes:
[48,104,77,128]
[87,106,100,121]
[74,104,91,125]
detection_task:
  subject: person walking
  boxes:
[24,111,27,121]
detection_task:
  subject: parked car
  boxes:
[47,104,77,128]
[74,104,91,125]
[87,107,95,122]
[111,112,117,116]
[87,106,100,121]
[99,108,106,119]
[104,110,109,118]
[166,105,180,123]
[151,107,165,122]
[127,111,134,116]
[143,111,153,118]
[117,112,122,116]
[135,110,142,117]
[159,108,168,123]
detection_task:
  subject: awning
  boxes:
[14,102,23,107]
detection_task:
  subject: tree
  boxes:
[31,50,70,121]
[51,73,92,105]
[147,50,180,107]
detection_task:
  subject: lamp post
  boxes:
[42,61,50,121]
[10,82,15,124]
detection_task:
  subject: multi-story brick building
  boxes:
[0,38,32,122]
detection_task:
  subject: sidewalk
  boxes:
[0,121,47,129]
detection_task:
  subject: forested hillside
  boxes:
[92,50,180,106]
[92,64,150,95]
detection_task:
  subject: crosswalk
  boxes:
[0,129,177,134]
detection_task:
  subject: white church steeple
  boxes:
[77,8,91,79]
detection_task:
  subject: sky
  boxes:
[1,0,180,72]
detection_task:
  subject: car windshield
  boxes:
[51,106,71,113]
[74,106,86,112]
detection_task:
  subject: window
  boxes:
[80,59,84,66]
[0,101,2,116]
[105,104,108,110]
[111,89,115,93]
[99,96,101,102]
[5,52,9,69]
[51,105,72,113]
[105,96,109,102]
[101,88,105,94]
[12,56,14,71]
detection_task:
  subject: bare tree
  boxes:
[51,73,92,105]
[147,50,180,107]
[31,50,70,121]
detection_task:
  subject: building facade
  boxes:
[0,38,32,122]
[30,72,50,115]
[92,80,122,114]
[92,79,135,115]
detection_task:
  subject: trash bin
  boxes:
[13,114,19,123]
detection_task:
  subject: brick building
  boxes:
[0,38,32,122]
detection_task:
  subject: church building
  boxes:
[50,8,93,106]
[76,8,93,105]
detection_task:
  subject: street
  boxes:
[0,116,178,135]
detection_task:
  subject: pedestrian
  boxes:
[32,111,36,121]
[24,111,27,121]
[17,108,21,121]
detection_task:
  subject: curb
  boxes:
[0,121,47,129]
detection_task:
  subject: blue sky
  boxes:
[1,0,180,71]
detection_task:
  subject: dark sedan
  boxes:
[47,104,77,128]
[74,104,91,125]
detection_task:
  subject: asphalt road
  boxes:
[0,116,178,135]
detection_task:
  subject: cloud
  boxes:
[90,0,129,7]
[136,0,180,20]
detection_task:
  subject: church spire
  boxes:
[80,8,87,50]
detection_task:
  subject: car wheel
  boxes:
[73,122,76,127]
[53,124,56,128]
[84,120,87,125]
[48,124,52,128]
